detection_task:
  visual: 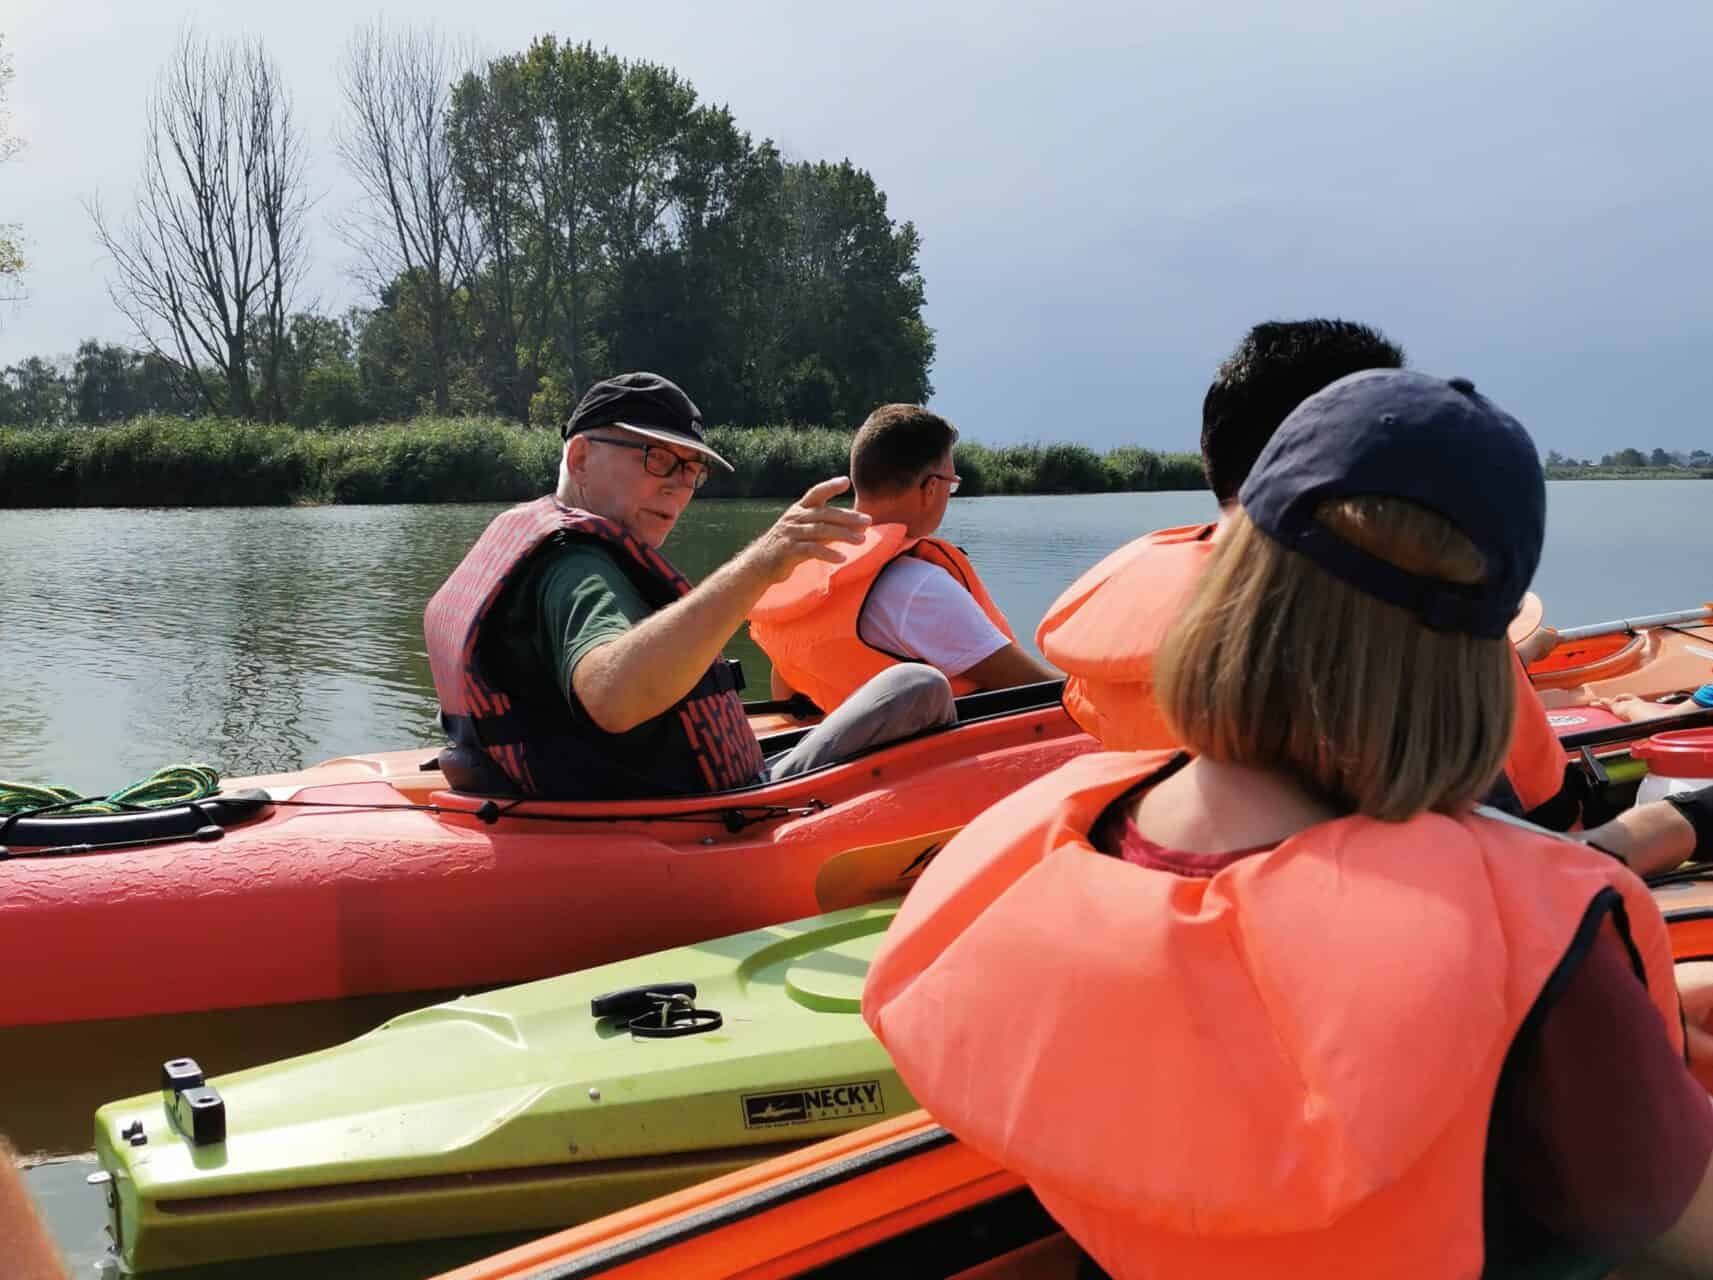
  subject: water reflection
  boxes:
[3,484,1700,792]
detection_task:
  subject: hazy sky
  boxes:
[4,0,1711,456]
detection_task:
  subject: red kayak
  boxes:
[1,685,1092,1027]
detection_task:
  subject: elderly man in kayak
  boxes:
[749,404,1058,712]
[425,372,954,799]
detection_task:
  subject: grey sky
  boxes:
[4,0,1710,456]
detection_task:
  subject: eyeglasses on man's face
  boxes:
[584,435,712,490]
[922,471,961,495]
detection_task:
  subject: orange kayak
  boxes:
[433,1110,1079,1280]
[1526,605,1713,738]
[0,685,1093,1027]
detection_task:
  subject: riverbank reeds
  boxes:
[0,417,1212,507]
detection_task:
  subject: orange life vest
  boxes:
[1506,647,1571,818]
[1038,524,1572,818]
[863,751,1682,1280]
[1034,524,1215,750]
[749,524,1018,712]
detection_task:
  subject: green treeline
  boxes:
[2,34,930,433]
[1543,448,1713,478]
[0,418,1206,507]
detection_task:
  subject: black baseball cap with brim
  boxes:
[563,371,734,472]
[1238,369,1545,638]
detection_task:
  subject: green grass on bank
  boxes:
[0,417,1208,507]
[1544,466,1713,480]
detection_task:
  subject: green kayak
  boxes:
[91,901,904,1273]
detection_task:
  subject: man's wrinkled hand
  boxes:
[749,477,871,584]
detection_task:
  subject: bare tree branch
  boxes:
[86,29,308,420]
[1,33,27,303]
[335,20,477,413]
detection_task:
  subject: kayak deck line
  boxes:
[150,1137,811,1218]
[521,1125,961,1280]
[431,1111,1030,1280]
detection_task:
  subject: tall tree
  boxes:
[0,33,24,300]
[70,340,196,423]
[335,21,475,414]
[445,41,934,427]
[2,356,69,425]
[448,55,535,417]
[88,31,309,419]
[773,160,934,423]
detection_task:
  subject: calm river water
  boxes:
[4,480,1707,1275]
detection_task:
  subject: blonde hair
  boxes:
[1153,499,1515,821]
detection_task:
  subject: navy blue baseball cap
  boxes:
[1237,369,1545,638]
[563,371,733,471]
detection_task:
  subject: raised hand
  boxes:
[747,477,872,583]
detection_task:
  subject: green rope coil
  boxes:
[0,764,222,818]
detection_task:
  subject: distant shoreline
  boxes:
[0,416,1208,507]
[1544,467,1712,481]
[0,417,1703,508]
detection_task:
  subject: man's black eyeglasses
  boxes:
[583,435,712,490]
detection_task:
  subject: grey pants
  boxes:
[765,663,956,781]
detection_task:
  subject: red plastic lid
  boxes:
[1632,727,1713,777]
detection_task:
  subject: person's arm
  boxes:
[957,642,1060,690]
[1628,964,1713,1275]
[1633,1153,1713,1277]
[1,1142,66,1280]
[575,478,869,734]
[1591,693,1705,725]
[1582,800,1699,877]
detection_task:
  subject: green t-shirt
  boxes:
[484,539,693,783]
[494,540,654,697]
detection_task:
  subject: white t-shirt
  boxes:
[856,557,1011,677]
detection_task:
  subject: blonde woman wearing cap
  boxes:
[864,370,1713,1278]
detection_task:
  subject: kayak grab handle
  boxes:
[592,982,697,1019]
[591,983,723,1038]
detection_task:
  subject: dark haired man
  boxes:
[1038,320,1703,871]
[425,373,954,799]
[750,404,1057,713]
[1199,319,1408,505]
[1039,319,1404,749]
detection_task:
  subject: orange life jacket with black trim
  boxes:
[424,496,765,797]
[749,524,1018,713]
[863,750,1683,1280]
[1037,524,1574,820]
